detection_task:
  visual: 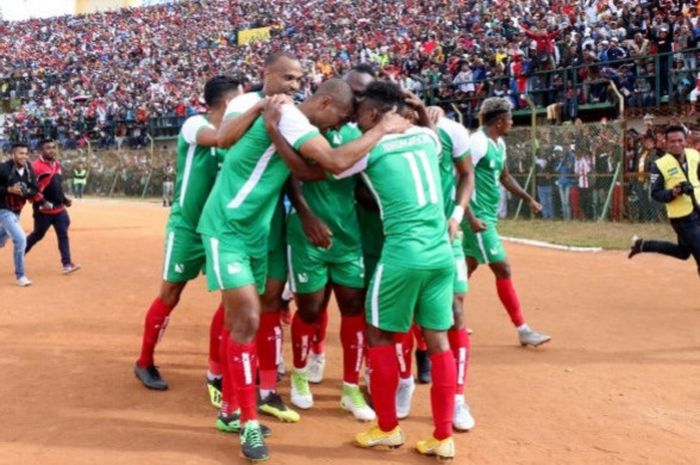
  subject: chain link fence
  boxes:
[58,145,174,201]
[500,119,666,223]
[28,118,672,223]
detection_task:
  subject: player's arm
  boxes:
[405,91,433,131]
[216,100,266,148]
[298,111,410,174]
[500,164,542,214]
[285,177,332,249]
[449,156,475,240]
[263,104,327,182]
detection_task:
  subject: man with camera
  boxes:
[0,143,45,286]
[629,126,700,276]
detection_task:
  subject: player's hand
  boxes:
[268,93,293,106]
[300,212,333,249]
[448,218,461,241]
[403,91,426,111]
[262,99,284,129]
[672,184,683,198]
[40,201,54,211]
[426,106,445,125]
[468,216,487,233]
[64,197,72,207]
[7,183,22,195]
[378,108,411,134]
[528,198,543,214]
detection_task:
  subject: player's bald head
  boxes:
[301,79,354,132]
[314,78,355,113]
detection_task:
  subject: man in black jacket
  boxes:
[0,143,45,286]
[25,139,80,274]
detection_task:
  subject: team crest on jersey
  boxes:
[333,134,342,145]
[227,263,242,274]
[174,263,184,273]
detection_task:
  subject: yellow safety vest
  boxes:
[73,168,87,185]
[654,149,700,218]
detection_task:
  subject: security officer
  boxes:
[72,162,87,199]
[629,125,700,276]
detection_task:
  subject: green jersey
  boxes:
[436,117,471,217]
[290,123,362,258]
[336,126,451,269]
[167,115,218,230]
[469,128,506,224]
[197,104,320,257]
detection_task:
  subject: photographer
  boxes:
[629,126,700,276]
[0,143,44,286]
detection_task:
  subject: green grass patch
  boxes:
[498,219,676,250]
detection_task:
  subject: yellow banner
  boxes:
[237,26,271,45]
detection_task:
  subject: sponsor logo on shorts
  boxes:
[489,247,498,256]
[227,262,242,274]
[297,272,308,283]
[174,263,184,273]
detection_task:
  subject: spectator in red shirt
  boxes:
[24,139,80,274]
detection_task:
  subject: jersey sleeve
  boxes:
[468,132,488,167]
[278,104,321,150]
[224,92,259,119]
[438,118,470,160]
[333,155,369,180]
[180,115,212,145]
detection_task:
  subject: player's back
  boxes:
[169,114,219,230]
[363,126,452,269]
[197,116,289,256]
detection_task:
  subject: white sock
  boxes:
[206,370,222,382]
[399,376,414,387]
[260,388,275,399]
[517,323,531,333]
[454,394,465,405]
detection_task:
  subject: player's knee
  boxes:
[296,304,320,324]
[423,329,450,354]
[159,283,183,308]
[337,295,364,317]
[492,261,511,278]
[227,304,260,343]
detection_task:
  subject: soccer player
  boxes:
[134,76,241,393]
[285,65,376,421]
[394,107,476,432]
[25,139,79,274]
[332,81,459,460]
[216,52,305,423]
[197,78,408,462]
[462,97,551,347]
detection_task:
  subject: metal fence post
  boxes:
[514,95,537,219]
[598,161,622,222]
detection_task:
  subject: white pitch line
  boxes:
[501,236,603,253]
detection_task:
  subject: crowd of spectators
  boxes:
[2,0,700,149]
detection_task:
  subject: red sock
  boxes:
[340,314,366,384]
[368,345,399,432]
[226,338,258,423]
[412,323,427,351]
[495,277,526,327]
[291,311,316,369]
[430,350,457,440]
[137,297,173,368]
[208,304,224,376]
[219,328,238,415]
[311,308,328,354]
[394,331,414,379]
[256,312,281,391]
[447,328,470,395]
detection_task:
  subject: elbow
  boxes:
[324,160,345,175]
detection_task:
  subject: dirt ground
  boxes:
[1,199,698,465]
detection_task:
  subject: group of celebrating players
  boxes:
[132,53,550,463]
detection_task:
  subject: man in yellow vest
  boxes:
[72,162,87,199]
[629,125,700,276]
